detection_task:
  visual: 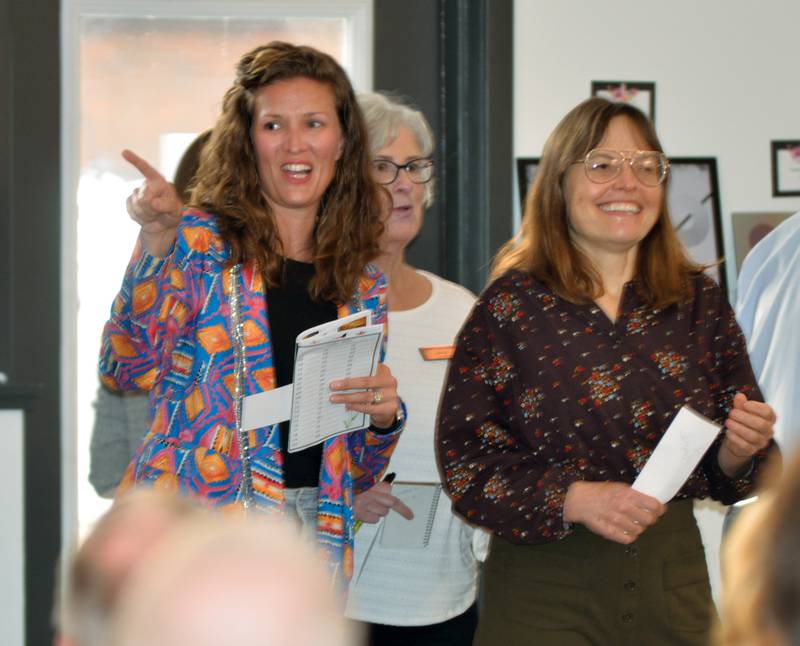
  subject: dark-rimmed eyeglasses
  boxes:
[371,158,434,185]
[577,149,669,187]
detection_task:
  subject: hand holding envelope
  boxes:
[632,406,721,503]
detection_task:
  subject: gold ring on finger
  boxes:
[372,389,383,405]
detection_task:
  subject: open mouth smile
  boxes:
[282,163,312,178]
[599,202,642,214]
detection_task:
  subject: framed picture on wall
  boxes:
[666,157,726,293]
[591,81,655,122]
[516,157,540,209]
[770,140,800,196]
[731,211,794,274]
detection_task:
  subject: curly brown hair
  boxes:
[190,42,384,303]
[493,97,704,308]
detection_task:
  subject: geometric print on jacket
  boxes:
[99,208,401,581]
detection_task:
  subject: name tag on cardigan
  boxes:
[418,345,456,361]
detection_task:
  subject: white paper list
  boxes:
[289,328,383,452]
[239,310,384,450]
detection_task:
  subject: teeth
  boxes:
[600,202,641,214]
[283,163,311,173]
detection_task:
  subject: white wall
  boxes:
[0,410,25,646]
[513,0,800,298]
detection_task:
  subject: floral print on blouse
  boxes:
[437,270,774,544]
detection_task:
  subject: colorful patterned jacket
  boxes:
[99,208,402,580]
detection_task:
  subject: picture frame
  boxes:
[516,156,540,209]
[730,211,794,274]
[770,140,800,196]
[666,157,726,293]
[591,81,655,122]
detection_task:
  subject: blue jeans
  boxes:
[283,486,348,587]
[283,486,319,540]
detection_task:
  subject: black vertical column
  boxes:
[373,0,513,294]
[0,0,11,375]
[4,1,62,645]
[439,0,513,293]
[373,0,444,276]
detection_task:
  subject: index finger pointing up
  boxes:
[121,149,165,182]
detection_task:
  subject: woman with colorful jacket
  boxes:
[99,42,404,581]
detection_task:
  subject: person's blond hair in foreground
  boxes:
[717,454,794,646]
[109,513,359,646]
[55,488,205,646]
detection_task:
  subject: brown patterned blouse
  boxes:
[436,269,773,544]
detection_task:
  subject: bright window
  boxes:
[62,0,373,542]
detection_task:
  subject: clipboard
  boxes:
[379,482,441,549]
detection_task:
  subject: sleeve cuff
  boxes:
[368,398,407,435]
[130,235,175,278]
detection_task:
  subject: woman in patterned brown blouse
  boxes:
[436,98,778,646]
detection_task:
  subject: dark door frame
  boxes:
[1,1,62,644]
[374,0,514,295]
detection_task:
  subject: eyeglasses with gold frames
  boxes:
[577,149,669,187]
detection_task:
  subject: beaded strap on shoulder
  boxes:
[228,264,253,508]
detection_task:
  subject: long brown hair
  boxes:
[190,42,384,303]
[493,98,702,308]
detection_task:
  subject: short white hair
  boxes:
[56,488,205,646]
[358,91,436,208]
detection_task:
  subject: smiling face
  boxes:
[250,76,345,220]
[562,115,663,263]
[374,126,428,249]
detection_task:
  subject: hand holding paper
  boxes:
[329,362,400,429]
[632,406,721,503]
[241,310,390,452]
[565,406,725,545]
[564,481,664,545]
[718,393,775,476]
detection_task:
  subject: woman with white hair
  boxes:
[345,92,483,646]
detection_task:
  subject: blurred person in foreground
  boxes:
[437,97,777,645]
[99,42,404,583]
[109,513,357,646]
[345,92,483,645]
[717,451,792,646]
[54,489,204,646]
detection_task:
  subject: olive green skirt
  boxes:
[475,499,716,646]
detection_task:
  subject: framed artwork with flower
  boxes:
[665,157,726,293]
[591,81,655,123]
[770,140,800,196]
